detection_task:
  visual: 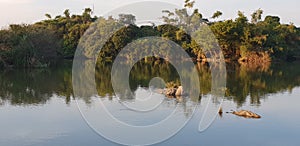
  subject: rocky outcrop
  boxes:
[165,88,177,96]
[175,86,183,96]
[164,86,184,96]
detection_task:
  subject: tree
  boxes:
[212,11,223,19]
[251,9,263,24]
[236,11,248,24]
[64,9,70,18]
[184,0,195,8]
[118,14,136,25]
[82,8,92,23]
[264,16,280,26]
[45,13,52,19]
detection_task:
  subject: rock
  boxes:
[218,107,223,114]
[165,88,177,96]
[229,110,261,119]
[175,86,183,96]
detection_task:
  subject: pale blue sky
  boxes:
[0,0,299,28]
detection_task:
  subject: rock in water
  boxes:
[175,86,183,96]
[218,107,223,114]
[165,88,177,96]
[231,110,261,119]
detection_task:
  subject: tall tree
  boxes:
[251,9,263,24]
[212,11,223,19]
[64,9,70,19]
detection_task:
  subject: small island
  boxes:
[0,0,299,68]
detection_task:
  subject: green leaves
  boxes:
[0,25,61,67]
[1,4,299,68]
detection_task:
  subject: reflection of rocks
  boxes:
[175,95,184,103]
[218,107,223,118]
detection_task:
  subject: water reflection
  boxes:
[0,62,73,105]
[226,62,300,106]
[0,61,300,107]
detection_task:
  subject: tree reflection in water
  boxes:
[0,60,300,108]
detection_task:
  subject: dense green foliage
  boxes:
[210,11,300,62]
[40,8,96,58]
[93,1,300,63]
[0,1,299,68]
[0,24,61,67]
[0,8,96,68]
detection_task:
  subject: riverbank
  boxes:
[0,6,299,68]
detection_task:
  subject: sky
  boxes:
[0,0,299,28]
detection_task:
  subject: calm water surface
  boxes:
[0,61,300,146]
